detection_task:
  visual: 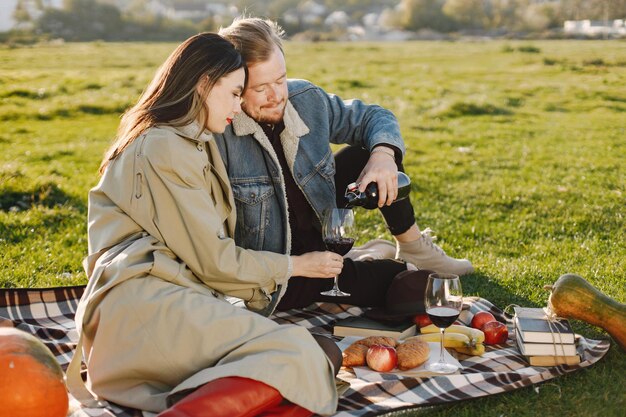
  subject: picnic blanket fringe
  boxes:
[0,286,610,417]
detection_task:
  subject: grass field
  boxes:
[1,39,625,416]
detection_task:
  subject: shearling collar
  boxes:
[229,101,309,260]
[231,101,310,171]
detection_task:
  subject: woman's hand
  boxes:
[291,251,344,278]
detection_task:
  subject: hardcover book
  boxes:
[333,316,416,339]
[515,330,577,356]
[513,306,575,344]
[526,354,581,367]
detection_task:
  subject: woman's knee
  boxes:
[312,334,342,376]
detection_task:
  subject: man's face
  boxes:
[241,45,288,124]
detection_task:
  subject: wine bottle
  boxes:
[343,172,411,209]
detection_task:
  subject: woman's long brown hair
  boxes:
[99,33,245,174]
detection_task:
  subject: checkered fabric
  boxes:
[0,286,610,417]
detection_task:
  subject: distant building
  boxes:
[170,3,211,22]
[299,0,326,26]
[564,19,626,37]
[362,13,380,29]
[324,11,349,28]
[282,0,327,28]
[346,10,417,41]
[299,0,326,17]
[143,0,236,22]
[144,0,174,19]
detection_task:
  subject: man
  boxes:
[215,17,473,311]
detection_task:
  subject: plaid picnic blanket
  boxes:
[0,286,610,417]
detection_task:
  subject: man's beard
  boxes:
[243,101,286,125]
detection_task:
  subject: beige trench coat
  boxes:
[67,123,338,415]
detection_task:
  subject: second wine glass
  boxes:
[424,272,463,374]
[320,208,355,297]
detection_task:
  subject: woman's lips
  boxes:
[226,118,232,124]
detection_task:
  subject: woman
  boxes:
[67,33,340,417]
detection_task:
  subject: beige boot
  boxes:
[396,228,474,276]
[345,239,396,261]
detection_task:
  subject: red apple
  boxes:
[471,311,496,330]
[412,313,432,329]
[366,344,398,372]
[482,321,509,345]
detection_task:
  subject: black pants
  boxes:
[276,146,415,311]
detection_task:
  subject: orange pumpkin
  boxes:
[0,327,69,417]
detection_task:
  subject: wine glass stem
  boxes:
[332,275,340,290]
[439,328,447,364]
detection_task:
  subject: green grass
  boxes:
[1,40,625,416]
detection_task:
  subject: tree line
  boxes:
[5,0,626,43]
[387,0,626,33]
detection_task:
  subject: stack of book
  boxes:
[513,306,580,366]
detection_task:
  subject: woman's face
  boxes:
[203,67,245,133]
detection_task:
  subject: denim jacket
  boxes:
[214,79,405,255]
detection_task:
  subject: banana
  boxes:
[454,344,485,356]
[404,332,470,348]
[420,324,485,346]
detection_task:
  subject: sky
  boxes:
[0,0,19,32]
[0,0,64,32]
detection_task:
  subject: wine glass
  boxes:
[424,272,463,374]
[320,208,355,297]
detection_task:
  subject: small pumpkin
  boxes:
[546,273,626,351]
[0,327,69,417]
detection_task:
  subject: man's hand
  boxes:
[356,148,398,207]
[291,251,343,278]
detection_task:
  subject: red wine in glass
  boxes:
[320,208,355,297]
[323,237,355,256]
[424,272,463,374]
[426,306,460,328]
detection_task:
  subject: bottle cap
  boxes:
[344,183,362,207]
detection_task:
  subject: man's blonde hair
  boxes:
[220,17,285,65]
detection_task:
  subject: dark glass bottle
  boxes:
[343,172,411,209]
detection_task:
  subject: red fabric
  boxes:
[258,402,313,417]
[157,376,283,417]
